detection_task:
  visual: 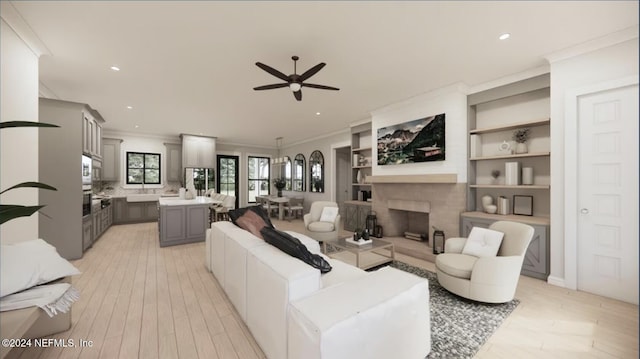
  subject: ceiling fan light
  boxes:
[289,83,302,92]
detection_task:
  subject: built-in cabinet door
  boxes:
[113,198,125,224]
[460,216,549,279]
[161,206,186,242]
[127,203,145,222]
[102,138,122,182]
[165,143,182,182]
[181,135,216,169]
[343,204,356,231]
[82,217,92,251]
[186,206,208,239]
[146,202,159,221]
[93,123,102,159]
[83,113,93,154]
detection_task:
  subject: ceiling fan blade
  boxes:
[299,63,326,82]
[255,62,290,82]
[253,83,289,91]
[303,83,340,91]
[293,90,302,101]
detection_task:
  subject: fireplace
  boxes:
[387,200,430,243]
[371,181,467,261]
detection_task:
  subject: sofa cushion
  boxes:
[435,253,478,279]
[307,221,335,232]
[260,227,332,273]
[321,258,366,288]
[229,205,274,239]
[462,227,504,258]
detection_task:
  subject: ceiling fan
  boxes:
[253,56,339,101]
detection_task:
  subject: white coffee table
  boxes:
[327,238,395,270]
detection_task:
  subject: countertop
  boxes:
[158,196,219,206]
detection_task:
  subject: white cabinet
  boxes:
[102,138,123,182]
[164,142,182,182]
[181,134,216,169]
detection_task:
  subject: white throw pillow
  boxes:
[461,227,504,258]
[319,206,339,223]
[1,239,81,298]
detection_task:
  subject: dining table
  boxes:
[256,195,290,220]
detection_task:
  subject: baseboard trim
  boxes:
[547,276,566,288]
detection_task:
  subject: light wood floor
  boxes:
[13,220,638,358]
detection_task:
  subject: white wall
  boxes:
[216,142,277,207]
[102,131,182,191]
[547,35,639,285]
[276,130,351,211]
[370,83,468,183]
[0,19,40,242]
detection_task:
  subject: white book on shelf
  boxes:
[470,134,482,158]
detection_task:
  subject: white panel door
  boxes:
[577,84,638,304]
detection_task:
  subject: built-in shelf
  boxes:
[470,184,550,189]
[352,147,372,152]
[461,211,550,226]
[469,118,550,135]
[352,183,372,186]
[367,174,457,184]
[470,152,550,161]
[353,165,372,169]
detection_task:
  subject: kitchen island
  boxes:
[158,196,218,247]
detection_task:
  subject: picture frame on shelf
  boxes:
[513,195,533,216]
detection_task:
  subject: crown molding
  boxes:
[283,127,350,149]
[370,82,469,117]
[545,25,639,64]
[467,65,550,95]
[1,1,51,57]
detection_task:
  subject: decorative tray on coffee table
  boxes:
[345,237,373,246]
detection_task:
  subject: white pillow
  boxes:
[461,227,504,258]
[1,239,81,298]
[319,206,339,223]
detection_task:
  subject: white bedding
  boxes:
[0,283,80,317]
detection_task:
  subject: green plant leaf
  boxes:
[0,205,46,225]
[0,181,57,195]
[0,121,59,129]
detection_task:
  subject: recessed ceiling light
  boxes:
[316,112,321,116]
[126,106,133,110]
[110,66,120,71]
[499,33,510,40]
[134,125,139,128]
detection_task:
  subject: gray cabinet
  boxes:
[159,203,209,247]
[181,134,216,169]
[344,201,371,232]
[112,198,159,224]
[460,214,549,279]
[102,138,123,182]
[164,142,182,182]
[82,110,104,158]
[113,197,126,224]
[82,216,92,252]
[39,98,106,260]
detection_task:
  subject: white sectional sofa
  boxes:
[206,221,431,359]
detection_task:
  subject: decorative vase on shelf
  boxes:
[515,142,528,154]
[356,170,362,184]
[481,195,493,212]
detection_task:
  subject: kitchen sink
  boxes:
[126,194,161,202]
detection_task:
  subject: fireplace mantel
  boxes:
[366,174,457,184]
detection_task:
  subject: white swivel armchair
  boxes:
[435,221,534,303]
[303,201,341,247]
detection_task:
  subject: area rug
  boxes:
[389,261,519,359]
